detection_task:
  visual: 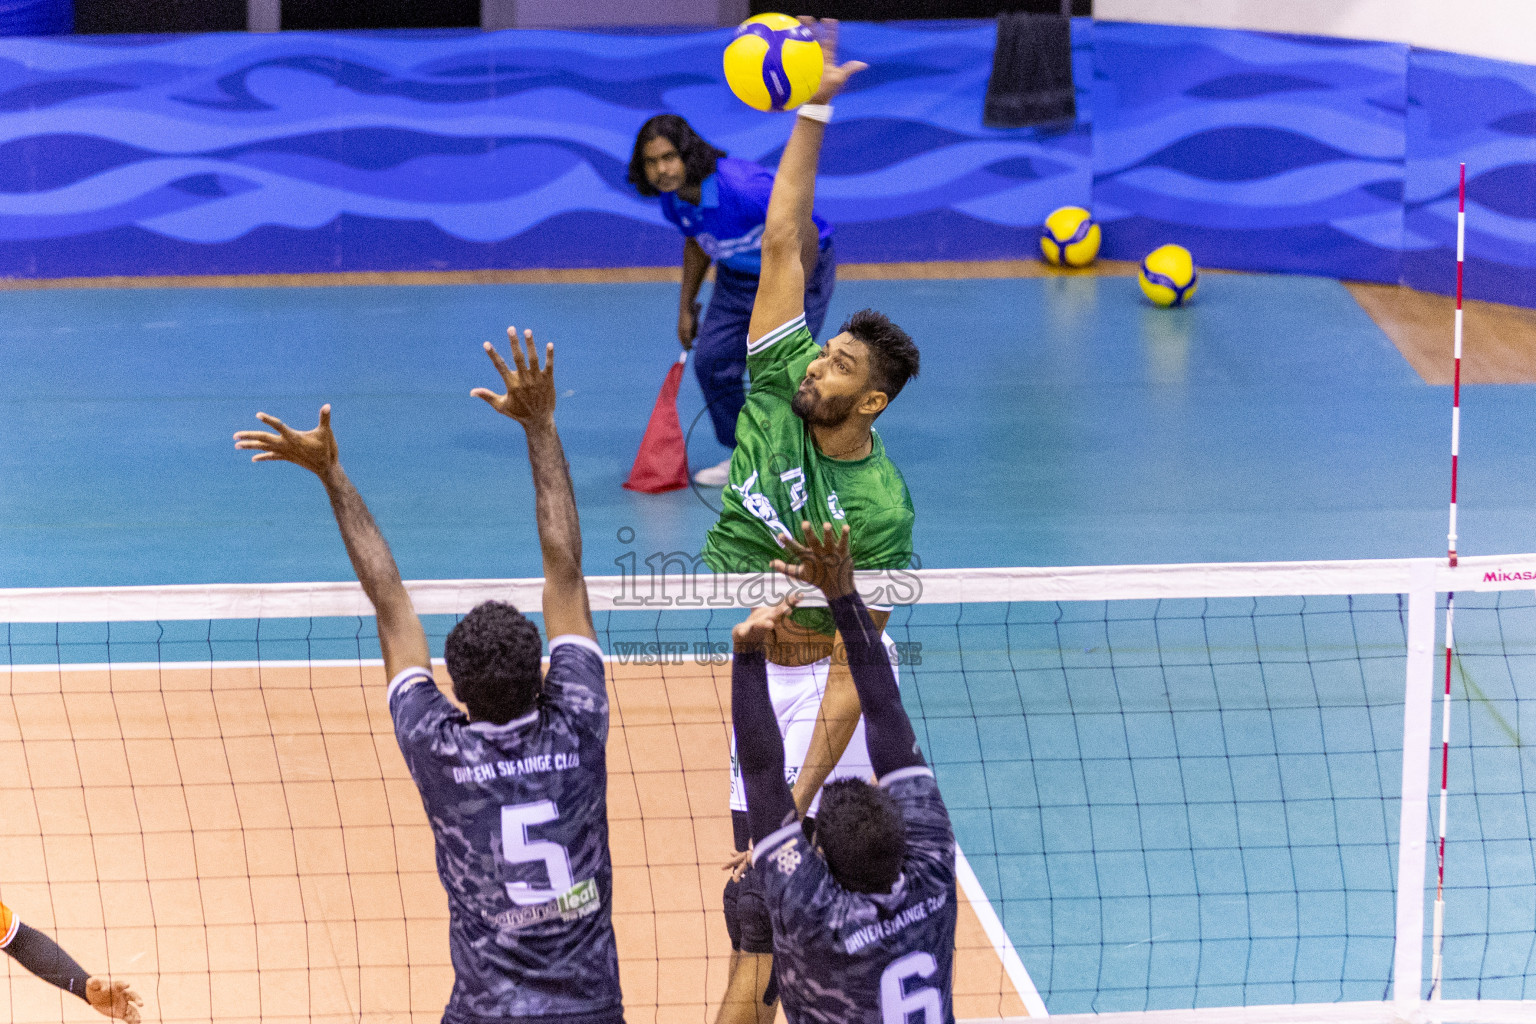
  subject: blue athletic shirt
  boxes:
[753,766,958,1024]
[658,156,832,276]
[389,636,623,1024]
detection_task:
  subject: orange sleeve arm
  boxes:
[0,901,16,948]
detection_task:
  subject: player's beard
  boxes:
[792,382,857,428]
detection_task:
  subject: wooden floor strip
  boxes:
[0,259,1142,291]
[1345,281,1536,384]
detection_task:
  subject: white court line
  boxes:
[956,845,1049,1018]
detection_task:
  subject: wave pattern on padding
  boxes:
[0,22,1091,277]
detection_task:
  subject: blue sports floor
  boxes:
[3,272,1536,1013]
[5,272,1536,589]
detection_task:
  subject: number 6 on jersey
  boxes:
[882,951,941,1024]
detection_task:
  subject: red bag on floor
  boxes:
[623,352,691,493]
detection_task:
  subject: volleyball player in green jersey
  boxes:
[702,19,921,1024]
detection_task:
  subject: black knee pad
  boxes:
[734,865,774,955]
[722,866,774,954]
[722,874,743,950]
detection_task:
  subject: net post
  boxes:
[1393,561,1437,1009]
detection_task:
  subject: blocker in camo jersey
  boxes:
[754,766,958,1024]
[389,636,623,1024]
[701,313,914,634]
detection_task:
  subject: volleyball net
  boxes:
[3,554,1536,1024]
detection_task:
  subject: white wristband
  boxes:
[797,103,832,123]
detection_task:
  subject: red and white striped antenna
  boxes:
[1430,160,1466,1000]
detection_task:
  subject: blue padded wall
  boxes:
[0,22,1088,276]
[1404,48,1536,309]
[0,19,1533,308]
[1091,22,1408,284]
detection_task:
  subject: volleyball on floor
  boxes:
[1039,206,1100,267]
[723,13,823,111]
[1138,244,1199,306]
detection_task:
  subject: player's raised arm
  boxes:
[731,596,802,844]
[773,523,923,777]
[235,406,430,682]
[747,18,865,345]
[473,328,596,642]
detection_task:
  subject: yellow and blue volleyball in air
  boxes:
[723,13,823,112]
[1040,206,1100,267]
[1138,244,1199,307]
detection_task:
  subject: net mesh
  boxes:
[1436,590,1536,1002]
[2,559,1535,1024]
[891,595,1408,1013]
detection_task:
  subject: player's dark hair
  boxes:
[842,308,920,406]
[815,778,907,894]
[629,114,727,197]
[444,601,544,725]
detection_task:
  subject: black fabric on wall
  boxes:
[74,0,244,33]
[984,11,1074,128]
[750,0,1090,18]
[282,0,478,29]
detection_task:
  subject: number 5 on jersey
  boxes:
[502,800,574,905]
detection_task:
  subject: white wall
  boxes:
[1094,0,1536,66]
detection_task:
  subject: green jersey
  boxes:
[702,314,915,635]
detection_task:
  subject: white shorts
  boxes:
[729,633,900,817]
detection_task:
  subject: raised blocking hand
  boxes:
[472,326,557,427]
[234,405,339,479]
[731,593,800,653]
[772,520,854,601]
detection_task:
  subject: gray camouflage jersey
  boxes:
[388,636,623,1024]
[754,767,957,1024]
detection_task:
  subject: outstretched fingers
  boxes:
[233,423,282,462]
[483,339,516,385]
[233,404,332,464]
[521,327,540,372]
[769,557,805,581]
[795,518,845,554]
[779,528,810,558]
[254,411,294,435]
[507,326,531,374]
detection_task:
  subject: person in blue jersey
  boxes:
[730,520,956,1024]
[235,328,623,1024]
[628,113,837,486]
